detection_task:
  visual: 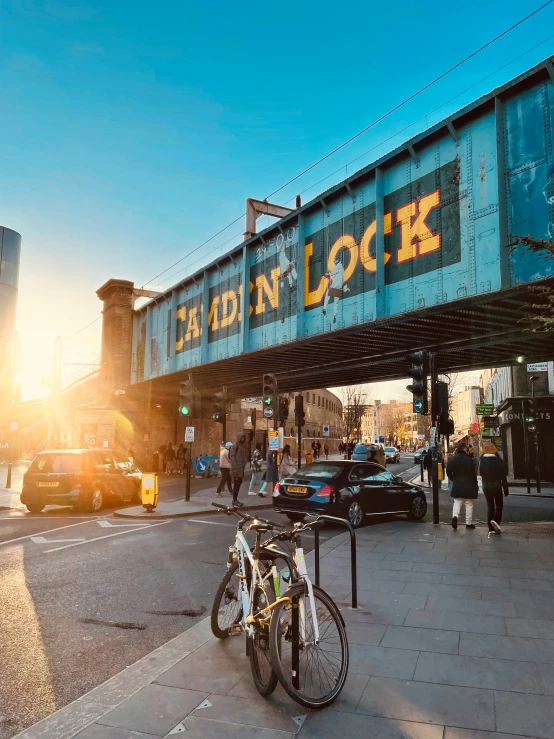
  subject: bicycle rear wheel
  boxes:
[249,582,278,696]
[211,562,242,639]
[269,582,349,709]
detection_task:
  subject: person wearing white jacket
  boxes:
[279,444,297,478]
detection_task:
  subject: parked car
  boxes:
[414,448,427,464]
[273,460,427,528]
[385,446,400,463]
[20,449,142,513]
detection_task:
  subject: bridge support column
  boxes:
[96,279,135,398]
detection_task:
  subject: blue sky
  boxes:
[1,0,553,397]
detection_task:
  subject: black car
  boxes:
[20,449,142,513]
[273,460,427,528]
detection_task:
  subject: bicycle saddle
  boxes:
[249,519,273,532]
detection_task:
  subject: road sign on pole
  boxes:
[268,430,279,450]
[476,404,494,415]
[185,427,195,442]
[322,424,330,437]
[263,406,274,419]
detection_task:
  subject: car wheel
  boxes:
[347,500,364,528]
[408,494,427,520]
[286,512,306,523]
[26,502,44,514]
[81,487,103,513]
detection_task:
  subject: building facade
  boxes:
[0,226,21,438]
[451,386,483,435]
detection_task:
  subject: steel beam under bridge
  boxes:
[131,281,554,401]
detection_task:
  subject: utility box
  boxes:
[141,473,159,512]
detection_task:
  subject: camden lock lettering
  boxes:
[176,159,461,352]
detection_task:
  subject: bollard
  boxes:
[6,462,12,489]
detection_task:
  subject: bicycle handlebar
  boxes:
[210,502,285,531]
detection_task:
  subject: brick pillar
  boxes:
[96,279,135,397]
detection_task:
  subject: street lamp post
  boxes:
[529,376,541,494]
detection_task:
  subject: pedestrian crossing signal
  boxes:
[263,373,277,408]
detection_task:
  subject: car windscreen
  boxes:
[295,463,343,479]
[353,444,369,454]
[30,454,83,474]
[385,448,396,453]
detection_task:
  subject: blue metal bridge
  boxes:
[131,57,554,397]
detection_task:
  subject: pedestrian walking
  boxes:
[446,441,478,530]
[216,442,233,496]
[230,433,247,506]
[165,443,175,474]
[279,444,297,478]
[259,447,277,496]
[375,444,386,467]
[248,444,264,496]
[324,443,329,459]
[423,448,433,485]
[367,445,377,462]
[479,442,509,535]
[316,440,322,459]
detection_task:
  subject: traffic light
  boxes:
[406,351,428,414]
[212,387,227,424]
[263,373,278,408]
[179,375,194,416]
[295,394,305,427]
[278,395,290,425]
[523,398,536,428]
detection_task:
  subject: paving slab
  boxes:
[73,726,160,739]
[495,690,554,738]
[459,632,554,663]
[444,730,543,739]
[300,710,444,739]
[405,608,506,635]
[189,693,300,733]
[505,616,554,638]
[414,651,545,693]
[357,676,496,731]
[114,494,272,519]
[94,684,207,736]
[380,625,460,653]
[182,716,294,739]
[425,595,517,617]
[346,644,419,679]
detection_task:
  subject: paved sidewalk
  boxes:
[115,486,273,518]
[15,519,554,739]
[0,488,25,510]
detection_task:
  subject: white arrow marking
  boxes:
[31,536,86,544]
[44,521,170,552]
[96,520,152,528]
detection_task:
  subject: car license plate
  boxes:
[288,485,307,494]
[38,482,59,487]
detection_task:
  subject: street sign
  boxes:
[414,398,424,413]
[528,423,537,433]
[430,426,437,445]
[527,363,548,372]
[268,430,279,451]
[185,426,195,442]
[483,415,499,429]
[476,404,494,415]
[322,423,330,437]
[263,406,274,418]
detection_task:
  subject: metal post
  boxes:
[297,426,302,470]
[531,379,541,494]
[6,462,12,489]
[185,442,192,502]
[314,522,320,586]
[350,525,357,608]
[430,352,439,524]
[522,404,531,495]
[420,460,424,482]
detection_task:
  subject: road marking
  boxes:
[31,536,86,544]
[44,521,170,552]
[97,520,152,528]
[185,519,237,528]
[0,519,95,548]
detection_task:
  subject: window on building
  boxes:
[312,393,316,404]
[290,428,295,437]
[317,396,320,407]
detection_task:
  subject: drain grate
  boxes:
[145,606,207,617]
[79,618,147,630]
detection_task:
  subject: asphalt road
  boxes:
[0,453,553,737]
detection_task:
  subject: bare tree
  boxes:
[338,385,368,449]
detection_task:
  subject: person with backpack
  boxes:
[248,444,264,496]
[479,442,509,535]
[216,442,233,497]
[279,444,297,478]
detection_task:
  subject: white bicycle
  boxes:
[210,502,349,709]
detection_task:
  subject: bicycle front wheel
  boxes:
[211,562,242,639]
[269,582,349,709]
[249,582,278,696]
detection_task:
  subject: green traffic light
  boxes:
[179,406,190,416]
[263,396,272,405]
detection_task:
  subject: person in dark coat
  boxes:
[479,442,509,535]
[229,433,248,507]
[446,441,478,530]
[423,448,433,485]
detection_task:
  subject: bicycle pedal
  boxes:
[228,624,243,636]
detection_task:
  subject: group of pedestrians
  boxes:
[445,440,508,535]
[158,442,188,475]
[217,436,299,507]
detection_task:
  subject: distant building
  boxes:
[451,386,483,435]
